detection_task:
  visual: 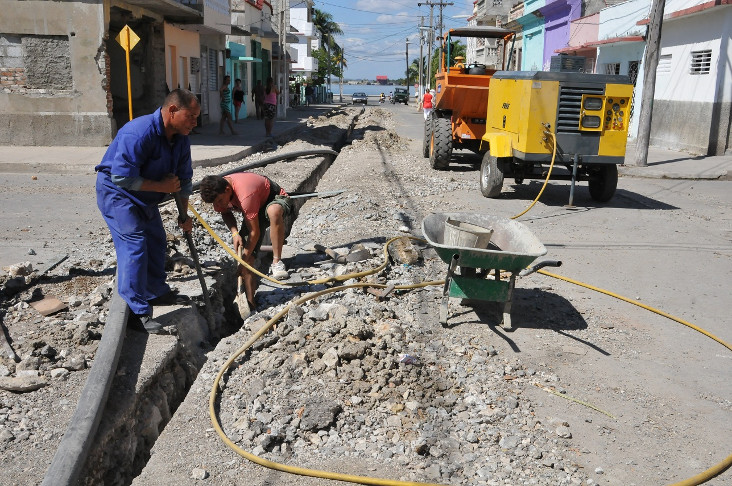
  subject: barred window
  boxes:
[604,63,620,75]
[690,49,711,75]
[208,47,218,90]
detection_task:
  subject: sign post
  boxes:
[115,25,140,121]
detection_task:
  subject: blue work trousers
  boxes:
[96,174,170,316]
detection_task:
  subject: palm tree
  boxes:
[313,8,343,89]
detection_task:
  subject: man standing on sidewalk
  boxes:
[95,89,199,334]
[199,173,291,313]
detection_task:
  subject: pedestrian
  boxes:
[232,78,244,123]
[263,76,280,138]
[305,84,314,106]
[219,75,237,135]
[199,173,292,313]
[252,79,265,120]
[423,89,434,120]
[95,89,199,334]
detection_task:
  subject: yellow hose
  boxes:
[538,269,731,351]
[511,130,557,220]
[539,269,732,485]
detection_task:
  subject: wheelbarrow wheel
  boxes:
[430,116,452,170]
[588,164,618,202]
[423,114,432,158]
[480,153,506,198]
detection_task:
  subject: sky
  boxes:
[312,0,476,80]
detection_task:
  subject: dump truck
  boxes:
[425,26,516,169]
[480,70,634,202]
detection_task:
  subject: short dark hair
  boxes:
[163,89,199,110]
[199,175,230,203]
[235,78,241,83]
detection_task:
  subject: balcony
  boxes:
[122,0,203,23]
[508,2,524,22]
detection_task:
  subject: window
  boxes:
[657,54,671,74]
[628,60,640,84]
[690,49,711,75]
[208,47,218,90]
[603,63,620,75]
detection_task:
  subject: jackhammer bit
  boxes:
[173,193,215,326]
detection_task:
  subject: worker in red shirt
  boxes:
[422,89,435,120]
[200,173,292,312]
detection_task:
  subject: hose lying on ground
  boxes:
[204,231,731,486]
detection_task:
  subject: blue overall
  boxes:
[95,108,193,316]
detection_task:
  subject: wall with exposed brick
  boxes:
[0,1,113,146]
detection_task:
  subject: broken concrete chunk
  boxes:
[0,375,48,393]
[387,236,420,265]
[347,247,371,262]
[2,261,33,277]
[30,296,68,316]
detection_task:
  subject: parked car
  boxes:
[392,87,409,104]
[352,92,368,105]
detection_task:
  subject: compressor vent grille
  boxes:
[556,85,605,133]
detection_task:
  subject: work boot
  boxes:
[270,260,289,280]
[149,289,189,306]
[129,313,165,334]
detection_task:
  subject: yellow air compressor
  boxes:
[480,71,634,202]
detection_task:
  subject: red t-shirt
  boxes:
[223,173,286,220]
[423,92,433,109]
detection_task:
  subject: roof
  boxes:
[637,0,731,24]
[447,26,515,38]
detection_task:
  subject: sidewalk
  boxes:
[620,142,732,180]
[0,102,337,174]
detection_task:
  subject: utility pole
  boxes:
[275,0,290,119]
[418,17,424,102]
[418,1,452,88]
[406,38,411,95]
[339,47,344,103]
[634,0,665,167]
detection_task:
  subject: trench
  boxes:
[56,109,364,486]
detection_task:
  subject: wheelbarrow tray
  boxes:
[421,212,547,271]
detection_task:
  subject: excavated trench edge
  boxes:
[42,108,364,486]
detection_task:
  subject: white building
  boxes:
[596,0,732,155]
[290,1,319,78]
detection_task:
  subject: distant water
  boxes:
[327,83,418,98]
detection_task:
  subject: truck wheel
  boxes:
[588,164,618,202]
[480,154,505,198]
[422,115,432,158]
[430,116,452,170]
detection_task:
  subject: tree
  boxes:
[408,59,420,86]
[313,47,344,81]
[313,8,343,88]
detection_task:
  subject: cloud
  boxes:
[355,0,403,12]
[375,12,412,24]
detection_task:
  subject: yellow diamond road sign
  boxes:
[115,25,140,52]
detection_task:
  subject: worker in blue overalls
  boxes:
[95,89,200,333]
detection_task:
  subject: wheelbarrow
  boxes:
[422,212,561,329]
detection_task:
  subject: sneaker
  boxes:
[129,313,165,334]
[270,260,289,280]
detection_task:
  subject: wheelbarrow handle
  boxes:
[519,260,562,277]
